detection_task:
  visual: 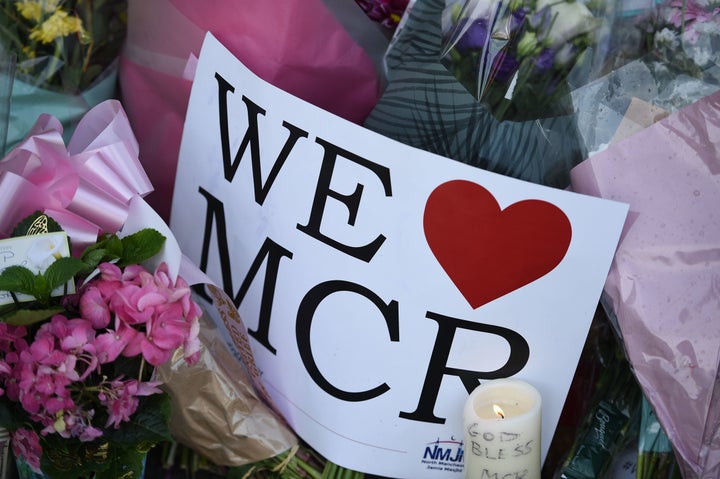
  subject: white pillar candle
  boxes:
[463,379,542,479]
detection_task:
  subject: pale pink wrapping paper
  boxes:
[570,91,720,478]
[119,0,384,221]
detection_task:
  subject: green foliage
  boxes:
[0,256,85,323]
[31,394,172,479]
[0,395,27,430]
[80,229,166,270]
[0,306,66,326]
[104,394,173,446]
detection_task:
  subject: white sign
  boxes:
[171,33,628,479]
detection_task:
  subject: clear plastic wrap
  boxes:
[439,0,609,122]
[0,1,127,153]
[363,0,588,189]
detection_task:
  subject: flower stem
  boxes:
[138,356,146,381]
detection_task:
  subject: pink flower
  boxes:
[668,0,719,27]
[93,330,128,364]
[12,428,42,473]
[79,287,111,328]
[81,262,202,367]
[183,314,202,366]
[100,378,162,429]
[60,407,103,441]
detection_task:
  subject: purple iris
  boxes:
[455,18,489,53]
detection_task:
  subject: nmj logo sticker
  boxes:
[421,437,464,472]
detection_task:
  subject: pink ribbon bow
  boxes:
[0,100,153,254]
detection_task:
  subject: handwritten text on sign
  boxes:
[171,33,628,479]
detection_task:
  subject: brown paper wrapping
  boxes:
[156,301,297,466]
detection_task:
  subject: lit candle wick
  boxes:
[493,404,505,419]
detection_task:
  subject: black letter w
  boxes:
[215,72,309,204]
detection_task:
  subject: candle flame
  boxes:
[493,404,505,419]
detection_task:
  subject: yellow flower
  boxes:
[15,0,61,23]
[28,9,83,44]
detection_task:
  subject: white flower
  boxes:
[654,27,679,48]
[534,0,597,47]
[26,236,64,272]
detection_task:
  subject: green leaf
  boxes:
[105,393,173,445]
[0,396,26,430]
[94,446,148,479]
[0,265,39,297]
[0,306,65,326]
[80,247,110,271]
[43,256,85,291]
[38,437,107,479]
[32,274,51,303]
[79,237,122,270]
[11,211,64,237]
[103,234,125,258]
[117,229,166,267]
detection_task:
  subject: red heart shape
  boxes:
[423,180,572,309]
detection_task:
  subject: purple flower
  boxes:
[355,0,410,28]
[491,50,520,83]
[455,18,490,53]
[533,48,555,72]
[510,7,528,32]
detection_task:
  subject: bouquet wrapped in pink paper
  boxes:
[570,89,720,479]
[119,0,390,221]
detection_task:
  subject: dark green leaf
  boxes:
[38,436,106,479]
[11,212,64,237]
[0,265,38,297]
[94,446,149,479]
[43,257,85,291]
[80,235,123,269]
[0,396,26,430]
[0,306,65,326]
[80,247,112,272]
[105,393,173,445]
[103,234,125,258]
[117,229,166,267]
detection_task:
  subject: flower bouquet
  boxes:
[570,0,720,154]
[0,99,205,478]
[0,215,200,479]
[641,0,720,80]
[440,0,604,121]
[0,0,128,152]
